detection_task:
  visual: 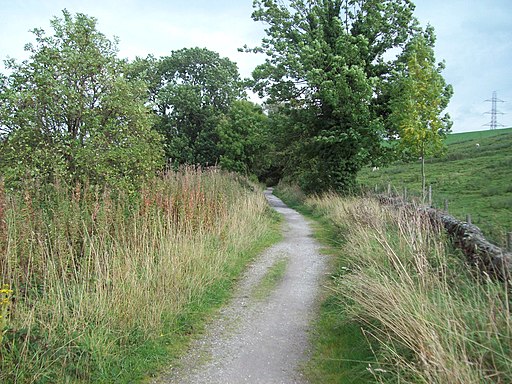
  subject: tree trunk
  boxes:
[421,146,426,202]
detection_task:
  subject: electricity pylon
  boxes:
[484,91,505,130]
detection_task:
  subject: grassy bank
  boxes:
[277,184,512,383]
[358,128,512,246]
[0,168,281,383]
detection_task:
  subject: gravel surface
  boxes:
[153,188,327,384]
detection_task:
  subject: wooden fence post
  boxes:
[428,185,432,206]
[508,232,512,252]
[466,214,471,224]
[444,199,449,212]
[387,183,391,196]
[403,187,407,201]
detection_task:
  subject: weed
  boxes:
[0,168,279,383]
[300,192,512,383]
[0,284,13,346]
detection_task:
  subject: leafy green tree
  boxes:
[126,54,162,106]
[154,48,243,166]
[0,10,164,190]
[389,27,453,199]
[217,100,270,175]
[247,0,422,192]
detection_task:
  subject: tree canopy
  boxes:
[247,0,451,193]
[150,48,244,166]
[0,10,163,191]
[0,4,452,193]
[217,100,271,175]
[388,26,453,197]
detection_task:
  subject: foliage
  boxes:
[388,27,453,196]
[217,100,271,176]
[149,48,243,166]
[247,0,433,193]
[129,51,272,177]
[0,10,164,191]
[0,169,280,383]
[389,28,452,157]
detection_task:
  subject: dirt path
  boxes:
[154,188,327,384]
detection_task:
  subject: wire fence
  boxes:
[366,183,512,280]
[368,182,512,252]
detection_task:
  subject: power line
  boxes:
[483,91,505,130]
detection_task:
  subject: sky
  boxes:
[0,0,511,133]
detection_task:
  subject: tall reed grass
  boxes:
[0,168,275,383]
[306,193,511,383]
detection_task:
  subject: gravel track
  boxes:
[154,188,327,384]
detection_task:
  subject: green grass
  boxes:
[301,193,512,383]
[444,127,512,145]
[358,128,512,245]
[251,257,288,301]
[0,170,283,384]
[307,298,377,384]
[304,224,376,384]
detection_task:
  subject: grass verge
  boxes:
[277,183,512,383]
[0,169,283,383]
[303,191,512,383]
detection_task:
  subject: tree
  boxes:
[0,10,164,191]
[247,0,423,192]
[153,48,243,166]
[217,100,270,176]
[389,27,453,199]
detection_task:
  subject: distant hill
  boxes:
[358,128,512,246]
[445,127,512,145]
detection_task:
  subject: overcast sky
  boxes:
[1,0,511,133]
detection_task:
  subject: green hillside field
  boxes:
[358,128,512,246]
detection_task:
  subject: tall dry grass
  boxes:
[306,194,512,383]
[0,168,273,383]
